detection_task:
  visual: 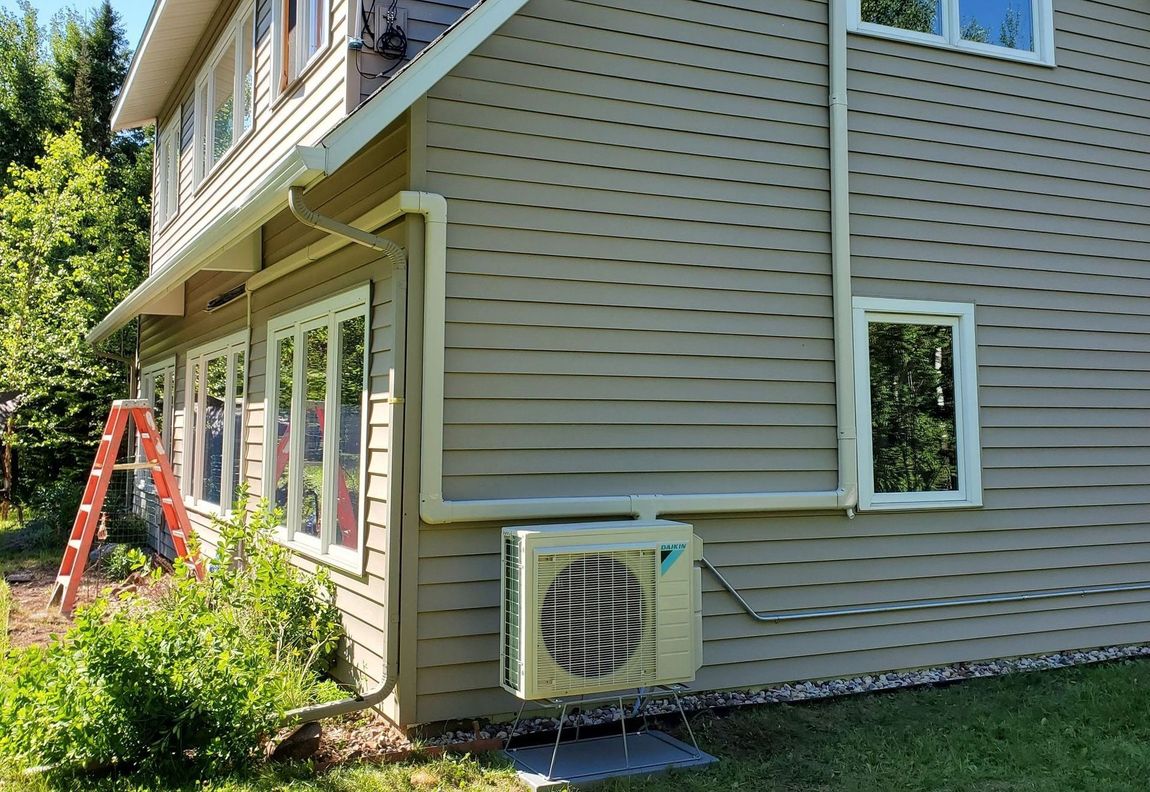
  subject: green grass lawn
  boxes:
[6,658,1150,791]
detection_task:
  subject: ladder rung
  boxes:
[79,504,93,512]
[68,539,82,550]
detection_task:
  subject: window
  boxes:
[141,357,176,451]
[277,0,329,93]
[195,3,255,182]
[154,118,179,229]
[849,0,1054,65]
[853,298,982,510]
[185,331,247,511]
[266,284,369,570]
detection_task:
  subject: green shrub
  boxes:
[102,544,150,581]
[0,491,344,774]
[0,579,9,654]
[26,479,84,544]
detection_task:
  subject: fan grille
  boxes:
[537,550,656,691]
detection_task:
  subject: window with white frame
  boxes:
[195,2,255,182]
[266,284,369,569]
[849,0,1054,65]
[276,0,329,93]
[853,298,982,511]
[185,331,247,511]
[141,357,176,452]
[154,117,179,229]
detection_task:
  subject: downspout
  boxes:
[264,187,407,724]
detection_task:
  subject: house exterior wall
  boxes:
[138,119,411,721]
[408,0,1150,723]
[148,0,351,274]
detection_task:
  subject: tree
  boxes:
[51,1,129,155]
[861,0,939,33]
[0,2,57,180]
[0,130,146,490]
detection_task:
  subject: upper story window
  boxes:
[154,116,179,229]
[850,0,1054,65]
[853,298,983,511]
[277,0,329,93]
[195,2,256,183]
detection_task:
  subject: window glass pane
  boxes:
[189,361,201,491]
[231,352,245,506]
[197,83,208,175]
[241,14,255,132]
[306,0,323,59]
[861,0,942,34]
[868,322,959,494]
[211,40,236,165]
[285,0,299,83]
[333,315,365,549]
[151,372,166,439]
[274,336,294,516]
[202,356,228,506]
[959,0,1033,49]
[301,326,327,539]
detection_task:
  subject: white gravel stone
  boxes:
[424,643,1150,746]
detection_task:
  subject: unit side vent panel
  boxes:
[502,533,523,691]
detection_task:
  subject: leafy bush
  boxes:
[0,491,344,773]
[26,478,84,544]
[102,544,150,581]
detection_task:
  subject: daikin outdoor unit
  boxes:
[501,520,703,701]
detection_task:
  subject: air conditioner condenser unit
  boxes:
[501,520,703,701]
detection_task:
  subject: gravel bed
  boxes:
[427,644,1150,746]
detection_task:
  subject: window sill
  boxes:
[859,497,983,513]
[272,44,332,112]
[277,532,366,578]
[849,25,1055,68]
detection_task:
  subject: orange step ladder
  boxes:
[48,399,204,614]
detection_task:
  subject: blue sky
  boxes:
[2,0,149,50]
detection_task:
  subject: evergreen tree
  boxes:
[0,2,56,180]
[51,1,129,155]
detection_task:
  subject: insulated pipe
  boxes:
[703,557,1150,623]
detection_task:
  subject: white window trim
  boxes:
[847,0,1056,67]
[154,118,179,230]
[272,0,330,97]
[264,283,370,575]
[853,297,983,512]
[184,330,248,514]
[193,2,256,185]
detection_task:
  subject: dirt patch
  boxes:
[4,565,71,648]
[314,709,413,765]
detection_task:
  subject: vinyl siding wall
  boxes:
[408,0,1150,723]
[138,120,411,720]
[149,0,350,273]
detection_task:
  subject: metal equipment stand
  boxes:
[504,685,717,791]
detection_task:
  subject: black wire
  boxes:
[356,0,407,81]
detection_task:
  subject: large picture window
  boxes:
[853,298,982,511]
[194,2,255,182]
[849,0,1054,65]
[185,331,247,511]
[277,0,329,93]
[266,285,369,570]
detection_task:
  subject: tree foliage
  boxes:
[0,130,146,488]
[0,2,149,494]
[868,322,959,494]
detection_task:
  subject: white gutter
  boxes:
[86,145,327,345]
[415,0,857,524]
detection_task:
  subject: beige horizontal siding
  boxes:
[410,0,1150,724]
